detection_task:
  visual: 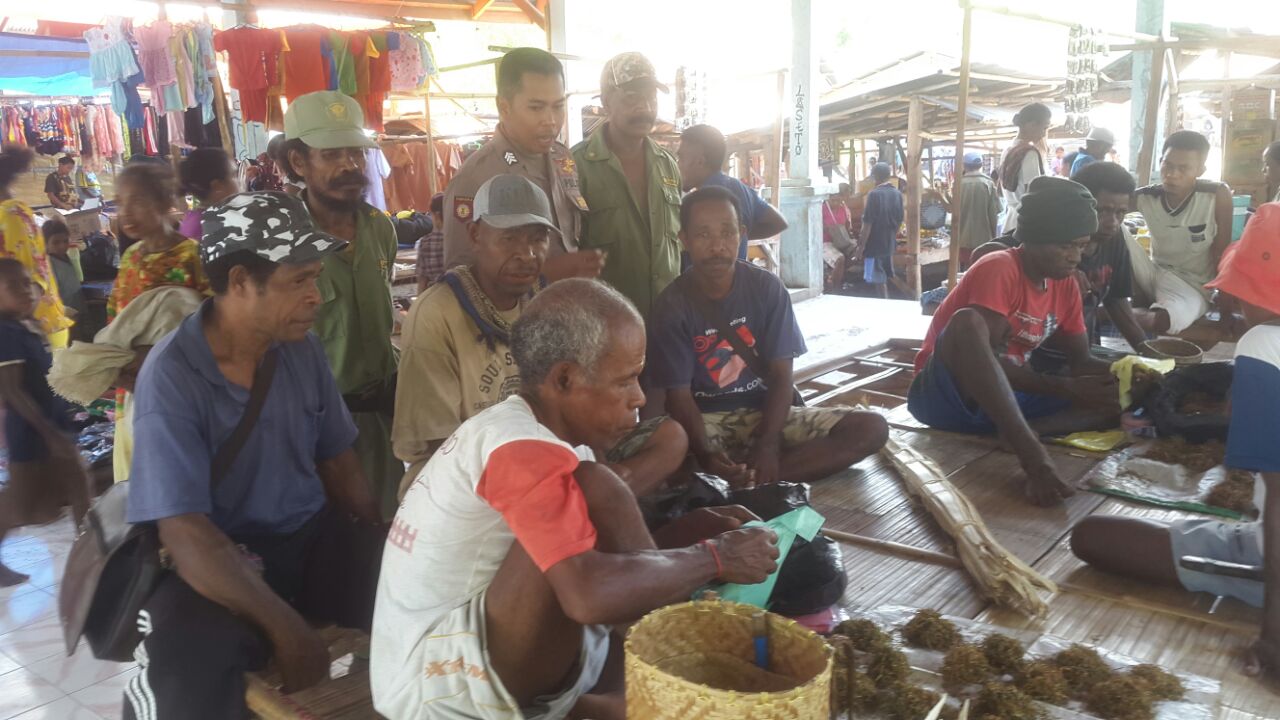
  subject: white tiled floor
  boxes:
[0,515,133,720]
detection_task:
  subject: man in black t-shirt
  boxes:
[44,156,79,210]
[1071,162,1148,351]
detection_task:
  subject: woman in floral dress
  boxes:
[108,163,209,482]
[0,147,73,348]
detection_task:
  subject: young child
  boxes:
[40,219,85,321]
[0,258,89,585]
[1070,202,1280,679]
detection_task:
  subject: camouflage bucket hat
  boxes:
[200,192,347,266]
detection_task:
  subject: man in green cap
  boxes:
[283,90,401,519]
[573,51,682,320]
[907,176,1121,507]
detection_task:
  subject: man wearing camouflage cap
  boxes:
[122,192,385,720]
[573,51,683,320]
[443,47,604,282]
[282,90,402,520]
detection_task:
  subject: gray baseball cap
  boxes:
[473,174,561,235]
[200,192,347,266]
[600,52,669,93]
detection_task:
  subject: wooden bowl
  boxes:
[1144,337,1204,365]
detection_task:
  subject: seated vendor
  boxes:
[1071,205,1280,676]
[372,278,780,720]
[1129,131,1233,336]
[122,192,385,719]
[647,186,888,487]
[392,174,687,500]
[908,176,1121,506]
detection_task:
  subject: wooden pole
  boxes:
[768,70,786,209]
[948,3,973,287]
[423,95,438,197]
[906,95,924,298]
[1136,39,1167,186]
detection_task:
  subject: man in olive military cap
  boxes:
[283,90,402,519]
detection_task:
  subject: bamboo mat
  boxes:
[815,418,1280,716]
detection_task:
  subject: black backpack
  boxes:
[80,232,120,281]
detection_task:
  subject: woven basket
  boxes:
[626,600,832,720]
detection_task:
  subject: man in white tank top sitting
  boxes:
[1129,130,1234,336]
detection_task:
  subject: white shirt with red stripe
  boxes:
[371,395,598,710]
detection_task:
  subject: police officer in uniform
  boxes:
[443,48,605,281]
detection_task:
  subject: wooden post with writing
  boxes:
[906,95,923,298]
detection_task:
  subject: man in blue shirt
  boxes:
[123,192,385,720]
[678,124,788,260]
[860,162,904,298]
[648,186,887,488]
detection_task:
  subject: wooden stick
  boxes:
[949,3,973,288]
[822,528,963,569]
[1136,39,1167,187]
[1056,582,1258,635]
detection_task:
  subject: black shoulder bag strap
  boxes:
[211,348,279,483]
[690,289,805,407]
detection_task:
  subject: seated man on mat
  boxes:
[647,186,889,488]
[1070,203,1280,681]
[123,193,386,720]
[372,278,780,720]
[393,174,688,500]
[908,176,1121,507]
[1129,130,1234,337]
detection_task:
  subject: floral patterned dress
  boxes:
[0,199,72,345]
[108,236,209,483]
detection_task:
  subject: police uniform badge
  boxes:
[503,151,518,166]
[454,196,474,221]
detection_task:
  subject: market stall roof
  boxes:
[237,0,546,26]
[1096,22,1280,103]
[0,31,95,96]
[817,52,1065,141]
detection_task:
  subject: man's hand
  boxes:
[270,619,331,693]
[1070,374,1121,412]
[746,440,781,487]
[712,527,779,584]
[652,505,761,549]
[542,249,606,282]
[1023,458,1075,507]
[697,450,753,487]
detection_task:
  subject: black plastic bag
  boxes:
[1140,362,1232,443]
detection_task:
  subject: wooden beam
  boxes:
[471,0,497,19]
[250,0,530,22]
[967,1,1162,42]
[949,4,973,287]
[1164,49,1181,133]
[1136,40,1167,186]
[905,95,924,299]
[0,50,90,58]
[510,0,548,29]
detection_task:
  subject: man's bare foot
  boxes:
[1245,637,1280,685]
[0,564,29,587]
[1022,458,1075,507]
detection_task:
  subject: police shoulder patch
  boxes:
[454,196,474,221]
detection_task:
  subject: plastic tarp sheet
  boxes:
[0,32,96,97]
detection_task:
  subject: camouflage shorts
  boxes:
[605,416,669,464]
[702,406,854,461]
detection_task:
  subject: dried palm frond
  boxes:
[881,436,1057,617]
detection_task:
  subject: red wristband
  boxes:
[700,539,724,580]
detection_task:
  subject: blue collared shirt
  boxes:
[701,171,773,259]
[127,300,358,538]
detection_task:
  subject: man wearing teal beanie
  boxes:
[907,176,1123,506]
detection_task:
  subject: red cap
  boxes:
[1206,202,1280,316]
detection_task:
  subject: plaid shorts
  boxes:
[701,406,854,461]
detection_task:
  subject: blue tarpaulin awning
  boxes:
[0,32,97,97]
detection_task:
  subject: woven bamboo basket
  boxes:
[625,600,832,720]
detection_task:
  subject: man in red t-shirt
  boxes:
[909,176,1121,505]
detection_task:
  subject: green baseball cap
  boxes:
[284,91,376,150]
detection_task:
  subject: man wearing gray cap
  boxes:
[573,51,683,319]
[394,173,688,499]
[1069,127,1116,177]
[121,192,385,720]
[282,90,402,520]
